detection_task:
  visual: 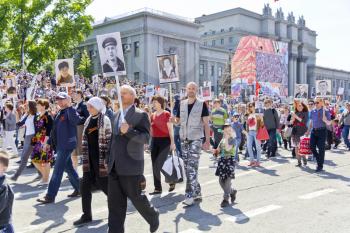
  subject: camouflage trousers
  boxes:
[181,139,202,199]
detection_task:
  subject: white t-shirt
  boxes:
[247,114,257,131]
[25,115,35,136]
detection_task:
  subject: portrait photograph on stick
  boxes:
[96,32,126,77]
[55,58,75,87]
[315,80,332,97]
[294,84,308,99]
[157,54,180,84]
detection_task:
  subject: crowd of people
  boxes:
[0,67,350,233]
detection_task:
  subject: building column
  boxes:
[303,61,308,84]
[288,55,293,96]
[292,56,297,92]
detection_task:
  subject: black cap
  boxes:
[102,37,117,48]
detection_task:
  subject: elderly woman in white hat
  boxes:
[74,97,112,226]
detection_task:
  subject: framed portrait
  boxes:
[57,86,68,93]
[294,84,308,99]
[96,32,126,77]
[157,54,180,84]
[201,86,212,101]
[145,85,155,98]
[55,58,75,87]
[315,80,332,97]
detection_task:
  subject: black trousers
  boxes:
[212,125,223,149]
[80,172,108,217]
[108,170,158,233]
[310,128,327,169]
[151,137,170,191]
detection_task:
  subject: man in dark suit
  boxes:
[107,85,159,233]
[102,37,125,73]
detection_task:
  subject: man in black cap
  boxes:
[102,37,125,73]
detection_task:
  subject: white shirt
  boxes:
[25,115,35,136]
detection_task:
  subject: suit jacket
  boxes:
[107,105,150,176]
[103,58,125,73]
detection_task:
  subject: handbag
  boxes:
[299,136,312,157]
[283,127,292,138]
[256,126,269,141]
[161,151,185,184]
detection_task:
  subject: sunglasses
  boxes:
[315,102,320,104]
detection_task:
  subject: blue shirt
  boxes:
[310,108,330,129]
[231,122,243,140]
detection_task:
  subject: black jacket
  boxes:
[102,58,125,73]
[107,105,150,176]
[75,101,89,125]
[0,176,14,227]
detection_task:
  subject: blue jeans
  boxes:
[0,223,14,233]
[342,125,350,149]
[47,149,79,199]
[247,131,261,162]
[267,129,277,157]
[234,138,241,161]
[174,126,182,157]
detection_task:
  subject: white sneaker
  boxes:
[183,197,194,206]
[37,181,49,186]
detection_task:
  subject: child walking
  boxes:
[215,122,237,207]
[0,151,14,233]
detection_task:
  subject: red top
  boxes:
[151,111,171,138]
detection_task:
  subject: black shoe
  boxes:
[220,199,230,208]
[295,161,302,167]
[10,175,18,182]
[150,210,159,233]
[230,190,237,203]
[37,195,55,204]
[168,184,176,192]
[16,160,21,164]
[149,190,162,195]
[302,158,307,166]
[73,215,92,226]
[315,167,324,173]
[67,190,80,198]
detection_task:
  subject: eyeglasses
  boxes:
[308,103,314,105]
[315,102,320,104]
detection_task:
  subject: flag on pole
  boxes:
[256,81,261,97]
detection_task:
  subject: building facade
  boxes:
[81,5,349,99]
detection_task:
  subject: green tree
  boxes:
[0,0,93,72]
[77,49,93,79]
[221,54,232,95]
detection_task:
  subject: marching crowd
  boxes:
[0,68,350,233]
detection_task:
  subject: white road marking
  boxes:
[225,205,282,222]
[179,229,203,233]
[14,186,72,198]
[298,189,336,200]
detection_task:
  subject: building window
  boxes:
[212,30,216,34]
[199,64,204,76]
[134,72,140,82]
[212,40,216,46]
[220,38,224,45]
[204,41,207,46]
[221,29,225,32]
[134,41,140,57]
[218,67,222,77]
[333,80,336,88]
[229,37,233,43]
[204,32,208,35]
[229,27,233,32]
[211,65,215,76]
[341,80,343,87]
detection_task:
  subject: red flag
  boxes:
[255,81,261,97]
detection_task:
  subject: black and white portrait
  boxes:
[316,80,331,97]
[55,59,75,87]
[97,32,126,77]
[58,86,68,93]
[294,84,308,99]
[157,54,179,84]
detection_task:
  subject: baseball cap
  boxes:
[56,92,69,100]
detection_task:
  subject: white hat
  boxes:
[87,97,106,113]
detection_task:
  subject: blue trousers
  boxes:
[47,149,79,199]
[342,125,350,149]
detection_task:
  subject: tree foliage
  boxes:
[77,49,93,79]
[0,0,93,72]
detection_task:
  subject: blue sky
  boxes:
[86,0,350,71]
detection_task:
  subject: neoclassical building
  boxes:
[80,4,350,99]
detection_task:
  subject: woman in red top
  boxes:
[150,95,176,195]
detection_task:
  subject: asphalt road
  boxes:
[6,145,350,233]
